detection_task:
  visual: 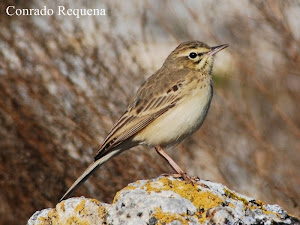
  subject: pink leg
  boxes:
[155,146,197,184]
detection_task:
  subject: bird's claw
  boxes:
[161,173,199,185]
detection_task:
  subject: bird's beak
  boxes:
[207,44,229,56]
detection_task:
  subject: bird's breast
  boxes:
[135,81,213,148]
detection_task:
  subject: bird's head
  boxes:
[164,41,228,74]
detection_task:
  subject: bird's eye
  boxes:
[189,52,197,59]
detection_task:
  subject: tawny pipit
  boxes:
[61,41,228,201]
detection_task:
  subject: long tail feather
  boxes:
[60,150,120,201]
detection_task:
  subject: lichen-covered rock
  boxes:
[27,197,108,225]
[28,176,300,225]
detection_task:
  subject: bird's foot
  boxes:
[161,173,199,185]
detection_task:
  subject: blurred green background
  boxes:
[0,1,299,224]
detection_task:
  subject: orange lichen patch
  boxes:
[113,184,137,203]
[141,177,223,223]
[153,207,189,225]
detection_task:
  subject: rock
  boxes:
[27,197,108,225]
[28,176,300,225]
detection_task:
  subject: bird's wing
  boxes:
[94,74,187,160]
[60,69,189,200]
[60,90,183,201]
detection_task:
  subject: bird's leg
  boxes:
[155,146,197,184]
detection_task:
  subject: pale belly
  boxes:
[134,86,212,147]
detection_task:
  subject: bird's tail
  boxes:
[60,150,121,201]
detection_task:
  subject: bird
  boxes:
[60,41,228,201]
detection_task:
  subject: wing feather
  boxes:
[95,69,189,160]
[95,92,182,160]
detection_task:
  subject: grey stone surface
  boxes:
[28,176,300,224]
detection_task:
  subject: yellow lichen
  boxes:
[66,216,89,225]
[141,177,223,223]
[153,207,189,225]
[136,180,141,185]
[250,200,280,217]
[97,204,108,222]
[88,199,108,221]
[228,202,236,209]
[224,188,283,219]
[74,199,87,215]
[224,188,249,205]
[38,209,59,225]
[90,199,101,204]
[59,201,66,212]
[113,184,137,203]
